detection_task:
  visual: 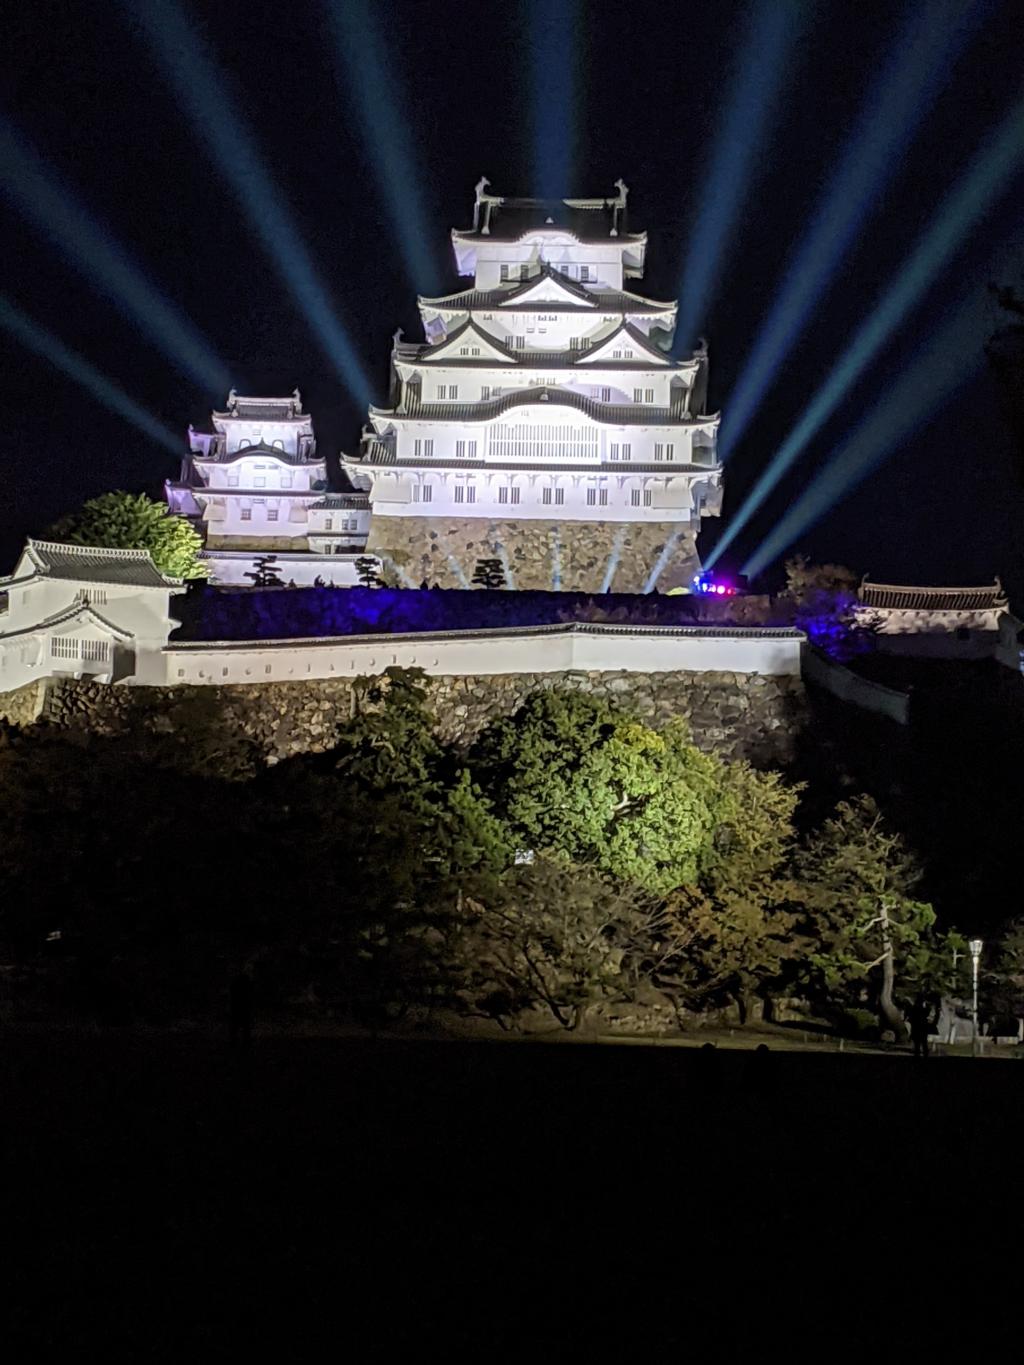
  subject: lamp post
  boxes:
[968,938,983,1054]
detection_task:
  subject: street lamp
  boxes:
[968,938,983,1053]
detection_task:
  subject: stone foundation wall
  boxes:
[367,516,702,592]
[0,678,49,726]
[27,670,804,768]
[205,534,310,552]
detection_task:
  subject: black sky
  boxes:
[1,0,1022,596]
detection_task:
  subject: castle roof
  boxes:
[369,386,719,429]
[455,182,638,243]
[192,438,323,467]
[419,263,675,316]
[859,579,1007,611]
[1,540,183,590]
[213,389,307,422]
[395,318,689,370]
[0,600,136,643]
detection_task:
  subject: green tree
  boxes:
[48,491,207,579]
[469,691,722,894]
[796,796,939,1040]
[636,763,805,1019]
[454,859,648,1030]
[354,555,382,587]
[779,554,873,658]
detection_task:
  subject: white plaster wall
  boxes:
[198,495,317,537]
[472,240,628,291]
[3,579,175,639]
[195,457,325,492]
[162,627,803,687]
[411,367,676,407]
[212,419,312,457]
[201,553,368,588]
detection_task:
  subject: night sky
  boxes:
[2,0,1022,596]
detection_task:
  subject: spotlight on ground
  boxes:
[600,525,627,593]
[529,0,578,200]
[741,284,994,580]
[675,0,802,351]
[324,0,442,296]
[709,94,1024,570]
[123,0,373,407]
[550,526,562,591]
[0,120,231,394]
[721,0,986,461]
[643,529,682,593]
[0,294,181,453]
[692,570,745,598]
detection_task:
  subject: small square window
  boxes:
[241,508,252,521]
[267,509,278,521]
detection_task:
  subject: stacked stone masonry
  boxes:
[2,670,805,768]
[367,517,701,592]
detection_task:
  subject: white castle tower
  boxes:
[167,390,371,585]
[344,179,723,591]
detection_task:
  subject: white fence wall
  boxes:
[162,623,804,686]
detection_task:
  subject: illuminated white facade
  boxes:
[167,390,373,586]
[346,180,722,590]
[0,540,185,690]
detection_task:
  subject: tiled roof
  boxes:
[213,392,307,422]
[454,198,637,242]
[420,267,674,316]
[193,439,322,467]
[370,386,717,428]
[352,454,718,475]
[395,318,683,369]
[17,540,181,588]
[0,601,135,643]
[859,580,1007,611]
[307,494,371,510]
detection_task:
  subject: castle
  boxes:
[171,181,724,591]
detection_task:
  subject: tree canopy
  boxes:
[48,491,207,579]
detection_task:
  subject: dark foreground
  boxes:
[3,1031,1020,1353]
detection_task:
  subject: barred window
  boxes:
[454,486,465,504]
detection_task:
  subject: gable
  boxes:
[499,274,597,308]
[423,324,515,364]
[577,329,672,366]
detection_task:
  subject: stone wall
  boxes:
[0,678,49,727]
[205,534,310,552]
[28,669,804,768]
[367,516,702,592]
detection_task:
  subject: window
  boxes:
[460,347,469,356]
[471,347,480,356]
[267,508,279,522]
[645,388,655,403]
[437,385,447,400]
[481,385,491,400]
[570,337,584,352]
[631,488,641,507]
[454,485,465,504]
[512,336,525,350]
[498,486,509,504]
[654,443,664,461]
[228,474,239,487]
[613,349,623,358]
[280,474,292,488]
[520,264,529,280]
[586,488,597,506]
[601,387,612,402]
[599,488,609,506]
[610,442,631,461]
[644,489,653,506]
[634,388,643,402]
[542,487,552,506]
[77,589,108,605]
[449,384,458,399]
[466,484,476,504]
[253,477,266,488]
[82,640,110,663]
[580,265,593,282]
[500,264,510,282]
[511,486,521,505]
[456,440,466,458]
[324,517,333,531]
[241,508,252,521]
[414,438,435,458]
[421,485,432,503]
[425,439,434,457]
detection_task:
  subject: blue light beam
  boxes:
[742,289,991,579]
[709,95,1024,569]
[529,0,578,200]
[675,0,802,350]
[720,0,988,460]
[0,120,231,393]
[0,294,181,453]
[123,0,373,407]
[325,0,441,296]
[600,526,628,593]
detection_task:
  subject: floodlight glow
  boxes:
[675,0,801,350]
[600,525,628,593]
[709,94,1024,569]
[325,0,441,295]
[643,529,682,593]
[721,0,985,460]
[123,0,373,406]
[550,526,562,591]
[530,0,578,200]
[497,544,517,590]
[0,294,181,452]
[0,120,231,393]
[742,288,991,579]
[446,554,471,589]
